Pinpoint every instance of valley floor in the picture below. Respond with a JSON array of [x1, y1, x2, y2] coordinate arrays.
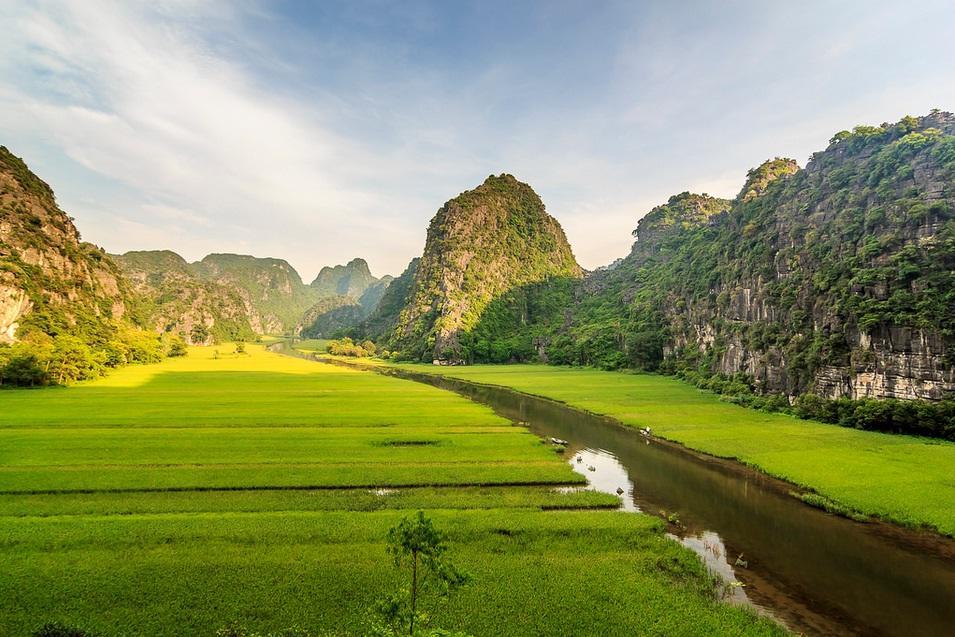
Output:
[[385, 363, 955, 537], [0, 346, 783, 636]]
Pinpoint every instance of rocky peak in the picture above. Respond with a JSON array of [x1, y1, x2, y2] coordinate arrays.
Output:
[[630, 192, 731, 260], [0, 146, 131, 343], [310, 257, 378, 298], [737, 158, 800, 203], [393, 174, 582, 361]]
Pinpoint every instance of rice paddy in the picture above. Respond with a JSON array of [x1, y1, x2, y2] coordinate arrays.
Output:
[[0, 346, 784, 636], [389, 363, 955, 537]]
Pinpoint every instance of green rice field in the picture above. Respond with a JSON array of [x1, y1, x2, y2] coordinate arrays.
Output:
[[0, 346, 783, 636], [389, 363, 955, 537]]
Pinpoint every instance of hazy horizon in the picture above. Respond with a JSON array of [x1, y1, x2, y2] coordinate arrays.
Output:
[[2, 0, 954, 279]]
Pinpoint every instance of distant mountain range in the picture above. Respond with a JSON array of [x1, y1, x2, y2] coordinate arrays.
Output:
[[2, 110, 953, 401]]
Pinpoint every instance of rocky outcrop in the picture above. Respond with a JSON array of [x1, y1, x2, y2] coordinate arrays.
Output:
[[393, 175, 582, 361], [112, 250, 256, 344], [611, 112, 955, 400], [310, 258, 381, 298], [194, 253, 320, 333], [0, 146, 132, 343]]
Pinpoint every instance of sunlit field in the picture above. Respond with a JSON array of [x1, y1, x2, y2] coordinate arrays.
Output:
[[391, 363, 955, 536], [0, 346, 783, 636]]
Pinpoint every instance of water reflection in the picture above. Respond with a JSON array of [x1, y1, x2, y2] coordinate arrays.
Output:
[[395, 369, 955, 637], [277, 347, 955, 637]]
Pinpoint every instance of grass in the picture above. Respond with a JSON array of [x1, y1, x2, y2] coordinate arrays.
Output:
[[0, 345, 784, 636], [388, 363, 955, 537], [292, 337, 332, 352]]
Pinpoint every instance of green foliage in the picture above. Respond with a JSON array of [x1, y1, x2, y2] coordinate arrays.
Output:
[[793, 393, 955, 440], [32, 623, 98, 637], [0, 325, 180, 387], [381, 512, 469, 635], [326, 337, 374, 358]]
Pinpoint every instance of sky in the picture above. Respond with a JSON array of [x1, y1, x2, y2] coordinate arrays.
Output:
[[1, 1, 954, 280]]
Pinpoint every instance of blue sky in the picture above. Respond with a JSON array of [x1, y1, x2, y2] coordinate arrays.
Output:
[[2, 1, 954, 279]]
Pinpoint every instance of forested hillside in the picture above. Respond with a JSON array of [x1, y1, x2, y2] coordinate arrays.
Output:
[[112, 251, 256, 344], [390, 174, 583, 361], [463, 113, 954, 404], [0, 147, 185, 385], [299, 258, 392, 338]]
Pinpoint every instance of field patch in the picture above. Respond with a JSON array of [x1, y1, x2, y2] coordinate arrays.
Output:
[[391, 363, 955, 536], [0, 346, 783, 636]]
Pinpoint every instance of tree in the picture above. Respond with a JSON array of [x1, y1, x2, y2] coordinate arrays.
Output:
[[234, 341, 246, 354], [165, 334, 188, 357], [383, 512, 469, 636], [49, 335, 101, 384], [190, 323, 210, 345]]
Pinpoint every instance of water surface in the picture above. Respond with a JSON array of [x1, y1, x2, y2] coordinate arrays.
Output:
[[273, 345, 955, 636]]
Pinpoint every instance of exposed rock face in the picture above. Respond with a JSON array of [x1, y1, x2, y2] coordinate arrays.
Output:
[[597, 112, 955, 400], [299, 259, 392, 338], [0, 146, 132, 343], [310, 258, 380, 298], [359, 258, 419, 341], [112, 250, 255, 344], [194, 254, 319, 334], [394, 174, 582, 360]]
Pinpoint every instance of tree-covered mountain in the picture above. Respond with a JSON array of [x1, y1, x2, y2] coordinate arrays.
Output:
[[390, 174, 583, 361], [298, 259, 393, 338], [112, 250, 256, 344], [310, 258, 380, 297], [476, 112, 954, 402], [193, 253, 322, 334], [0, 147, 188, 386], [0, 146, 134, 344], [113, 251, 323, 339]]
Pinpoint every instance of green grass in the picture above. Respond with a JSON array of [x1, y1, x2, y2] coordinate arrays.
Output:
[[293, 337, 332, 352], [390, 363, 955, 537], [0, 346, 783, 636]]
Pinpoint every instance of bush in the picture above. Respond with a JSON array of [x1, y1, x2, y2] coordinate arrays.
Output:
[[326, 337, 372, 358], [794, 393, 955, 440], [165, 334, 188, 357], [32, 623, 97, 637]]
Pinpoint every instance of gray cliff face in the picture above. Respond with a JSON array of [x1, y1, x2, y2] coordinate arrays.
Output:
[[653, 114, 955, 400]]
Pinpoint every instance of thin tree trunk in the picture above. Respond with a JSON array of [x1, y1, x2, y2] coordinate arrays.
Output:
[[409, 551, 418, 635]]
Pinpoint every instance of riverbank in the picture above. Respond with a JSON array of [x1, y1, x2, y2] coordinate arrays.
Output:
[[378, 362, 955, 538], [0, 345, 784, 636]]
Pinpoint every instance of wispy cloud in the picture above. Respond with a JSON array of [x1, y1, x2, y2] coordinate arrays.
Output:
[[1, 0, 954, 276]]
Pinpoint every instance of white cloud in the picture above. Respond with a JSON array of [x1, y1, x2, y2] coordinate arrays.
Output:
[[0, 0, 432, 276], [1, 0, 953, 278]]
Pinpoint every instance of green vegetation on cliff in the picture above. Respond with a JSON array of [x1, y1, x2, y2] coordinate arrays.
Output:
[[452, 114, 954, 407], [113, 250, 256, 345], [299, 259, 393, 339], [392, 174, 582, 361], [0, 147, 185, 385]]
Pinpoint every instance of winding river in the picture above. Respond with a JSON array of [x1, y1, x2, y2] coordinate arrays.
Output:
[[273, 344, 955, 636]]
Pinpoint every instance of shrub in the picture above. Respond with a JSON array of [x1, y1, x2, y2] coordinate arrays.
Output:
[[32, 623, 97, 637]]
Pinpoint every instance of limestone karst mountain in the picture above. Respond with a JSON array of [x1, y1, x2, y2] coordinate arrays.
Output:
[[0, 146, 133, 344], [391, 174, 583, 361]]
